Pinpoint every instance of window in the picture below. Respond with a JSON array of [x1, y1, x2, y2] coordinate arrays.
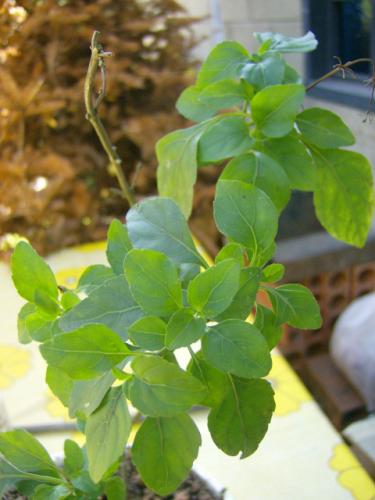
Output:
[[304, 0, 375, 109]]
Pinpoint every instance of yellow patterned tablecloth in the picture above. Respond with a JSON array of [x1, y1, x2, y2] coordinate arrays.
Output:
[[1, 242, 374, 500]]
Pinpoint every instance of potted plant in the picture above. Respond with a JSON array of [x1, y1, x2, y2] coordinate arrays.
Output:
[[1, 31, 374, 499]]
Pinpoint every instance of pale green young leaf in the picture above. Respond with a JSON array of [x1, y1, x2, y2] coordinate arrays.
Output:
[[252, 84, 305, 137], [214, 180, 278, 259], [208, 377, 275, 458], [240, 55, 285, 90], [312, 148, 374, 247], [46, 366, 74, 407], [187, 259, 240, 318], [86, 386, 131, 483], [199, 79, 247, 110], [63, 439, 84, 477], [176, 85, 216, 122], [220, 152, 290, 211], [68, 371, 115, 418], [215, 242, 244, 265], [0, 429, 60, 478], [197, 41, 250, 85], [216, 267, 260, 321], [76, 265, 114, 294], [156, 124, 205, 218], [24, 313, 57, 342], [17, 303, 35, 344], [254, 305, 283, 349], [165, 310, 206, 350], [283, 64, 302, 84], [126, 197, 205, 267], [60, 291, 80, 311], [265, 283, 322, 329], [132, 414, 201, 496], [124, 249, 183, 316], [11, 242, 58, 303], [187, 351, 228, 408], [106, 219, 132, 275], [127, 355, 207, 417], [60, 276, 143, 340], [261, 263, 285, 283], [202, 319, 272, 378], [255, 31, 318, 53], [179, 263, 201, 288], [40, 324, 131, 379], [256, 133, 316, 191], [128, 316, 166, 351], [296, 108, 355, 149], [198, 115, 254, 164]]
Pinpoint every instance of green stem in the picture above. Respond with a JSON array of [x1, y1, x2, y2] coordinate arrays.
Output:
[[84, 31, 135, 207]]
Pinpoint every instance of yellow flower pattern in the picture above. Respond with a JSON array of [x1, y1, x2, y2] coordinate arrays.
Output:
[[55, 266, 86, 289], [268, 353, 312, 416], [0, 345, 31, 389], [330, 444, 375, 499], [45, 390, 70, 421]]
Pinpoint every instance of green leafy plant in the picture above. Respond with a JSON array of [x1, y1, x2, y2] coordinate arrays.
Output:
[[1, 31, 374, 499]]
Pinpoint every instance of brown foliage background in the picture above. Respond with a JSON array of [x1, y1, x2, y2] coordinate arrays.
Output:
[[0, 0, 221, 258]]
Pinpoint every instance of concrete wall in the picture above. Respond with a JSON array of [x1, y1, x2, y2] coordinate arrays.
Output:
[[181, 0, 375, 168]]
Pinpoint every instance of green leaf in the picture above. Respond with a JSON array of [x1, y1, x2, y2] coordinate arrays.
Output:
[[187, 351, 227, 407], [128, 316, 166, 351], [103, 476, 126, 500], [252, 84, 305, 138], [197, 41, 250, 85], [68, 371, 114, 418], [61, 291, 80, 311], [106, 219, 132, 275], [240, 55, 285, 90], [156, 124, 205, 218], [132, 414, 201, 496], [11, 242, 58, 303], [256, 133, 316, 191], [17, 303, 35, 344], [312, 148, 374, 247], [24, 313, 57, 343], [86, 386, 131, 483], [261, 263, 285, 283], [126, 197, 205, 267], [198, 115, 254, 164], [187, 259, 240, 318], [60, 276, 143, 340], [254, 305, 282, 349], [0, 430, 60, 478], [208, 377, 275, 458], [214, 180, 278, 259], [76, 265, 114, 294], [63, 440, 84, 476], [176, 85, 217, 122], [40, 324, 131, 379], [124, 249, 183, 316], [283, 64, 302, 84], [215, 242, 244, 265], [32, 484, 71, 500], [199, 79, 247, 110], [216, 267, 260, 321], [165, 310, 206, 350], [265, 283, 322, 329], [202, 319, 272, 378], [127, 355, 207, 417], [179, 263, 200, 288], [46, 366, 73, 407], [296, 108, 355, 149], [220, 152, 290, 212], [255, 31, 318, 53]]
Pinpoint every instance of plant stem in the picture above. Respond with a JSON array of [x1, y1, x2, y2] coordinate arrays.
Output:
[[306, 58, 374, 91], [84, 31, 135, 207]]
